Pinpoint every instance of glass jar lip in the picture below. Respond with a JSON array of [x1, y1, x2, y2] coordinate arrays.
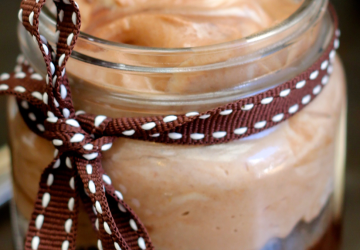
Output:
[[37, 0, 328, 74], [26, 0, 332, 108], [42, 0, 320, 53]]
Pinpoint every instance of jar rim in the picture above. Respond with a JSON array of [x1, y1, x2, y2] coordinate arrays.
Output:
[[37, 0, 328, 73], [24, 0, 332, 108], [43, 0, 318, 52]]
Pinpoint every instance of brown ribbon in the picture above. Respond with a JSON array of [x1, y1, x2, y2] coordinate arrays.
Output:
[[0, 0, 339, 249]]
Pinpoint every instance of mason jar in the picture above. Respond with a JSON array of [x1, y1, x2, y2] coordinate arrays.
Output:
[[9, 0, 346, 249]]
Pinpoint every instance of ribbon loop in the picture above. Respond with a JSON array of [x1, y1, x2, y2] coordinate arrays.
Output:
[[19, 0, 80, 118]]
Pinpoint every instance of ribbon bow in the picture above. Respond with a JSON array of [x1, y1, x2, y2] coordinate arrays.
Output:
[[0, 0, 339, 249], [16, 0, 154, 249]]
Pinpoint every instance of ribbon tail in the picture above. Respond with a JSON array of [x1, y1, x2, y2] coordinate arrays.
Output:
[[76, 157, 153, 250], [24, 154, 80, 250], [76, 157, 124, 250], [79, 176, 120, 249], [100, 168, 154, 250]]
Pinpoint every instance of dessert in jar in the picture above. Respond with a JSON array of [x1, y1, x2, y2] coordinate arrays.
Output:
[[8, 0, 346, 249]]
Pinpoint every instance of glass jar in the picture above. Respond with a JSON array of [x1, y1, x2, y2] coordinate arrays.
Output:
[[9, 0, 346, 249]]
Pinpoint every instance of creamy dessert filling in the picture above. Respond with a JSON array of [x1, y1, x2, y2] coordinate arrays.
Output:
[[9, 57, 346, 250], [76, 0, 303, 47], [64, 0, 322, 95]]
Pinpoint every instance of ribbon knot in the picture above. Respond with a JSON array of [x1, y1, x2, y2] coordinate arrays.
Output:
[[44, 114, 114, 160]]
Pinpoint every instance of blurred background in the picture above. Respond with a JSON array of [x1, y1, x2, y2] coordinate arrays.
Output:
[[0, 0, 359, 249]]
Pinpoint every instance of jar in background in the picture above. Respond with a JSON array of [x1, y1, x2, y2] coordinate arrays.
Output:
[[9, 0, 346, 249]]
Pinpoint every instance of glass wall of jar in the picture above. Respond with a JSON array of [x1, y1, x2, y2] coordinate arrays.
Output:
[[9, 0, 346, 249]]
